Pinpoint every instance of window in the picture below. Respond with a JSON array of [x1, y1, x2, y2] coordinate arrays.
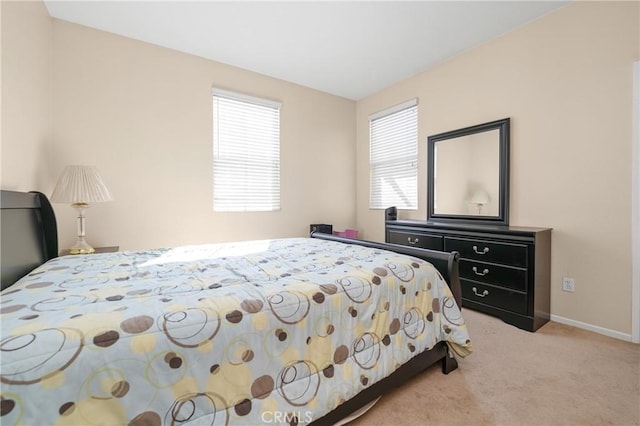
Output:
[[213, 89, 281, 212], [369, 99, 418, 210]]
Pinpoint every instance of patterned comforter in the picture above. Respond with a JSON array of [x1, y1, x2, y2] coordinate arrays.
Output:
[[0, 238, 472, 425]]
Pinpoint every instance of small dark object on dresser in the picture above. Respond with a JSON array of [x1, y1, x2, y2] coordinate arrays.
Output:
[[385, 206, 397, 221], [310, 224, 332, 235]]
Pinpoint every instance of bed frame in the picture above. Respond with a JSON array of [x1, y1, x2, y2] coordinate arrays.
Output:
[[0, 189, 462, 425]]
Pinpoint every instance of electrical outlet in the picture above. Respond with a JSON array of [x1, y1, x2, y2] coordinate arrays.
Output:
[[562, 277, 575, 292]]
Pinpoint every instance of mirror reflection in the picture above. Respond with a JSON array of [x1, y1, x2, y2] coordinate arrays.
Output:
[[434, 129, 500, 217]]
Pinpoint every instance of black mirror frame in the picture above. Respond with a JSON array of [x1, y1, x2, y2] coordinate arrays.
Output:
[[427, 117, 510, 226]]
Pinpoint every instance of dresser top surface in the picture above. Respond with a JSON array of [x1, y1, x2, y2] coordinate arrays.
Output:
[[386, 220, 552, 236]]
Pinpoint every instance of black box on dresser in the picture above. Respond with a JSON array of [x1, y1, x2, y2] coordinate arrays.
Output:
[[385, 219, 551, 332]]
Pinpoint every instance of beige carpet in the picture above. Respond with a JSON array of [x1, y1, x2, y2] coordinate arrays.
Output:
[[349, 309, 640, 426]]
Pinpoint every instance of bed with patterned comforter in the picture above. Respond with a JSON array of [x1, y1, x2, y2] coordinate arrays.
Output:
[[0, 237, 472, 425]]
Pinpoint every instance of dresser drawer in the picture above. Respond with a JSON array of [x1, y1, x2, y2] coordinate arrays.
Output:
[[459, 260, 527, 292], [461, 279, 527, 315], [387, 230, 443, 251], [445, 237, 528, 267]]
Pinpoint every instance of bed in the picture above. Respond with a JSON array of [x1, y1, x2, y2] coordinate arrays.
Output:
[[0, 189, 472, 425]]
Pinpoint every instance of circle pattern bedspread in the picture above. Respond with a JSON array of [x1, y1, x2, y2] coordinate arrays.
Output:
[[0, 238, 472, 425]]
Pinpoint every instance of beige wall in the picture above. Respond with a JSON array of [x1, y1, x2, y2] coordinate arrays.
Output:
[[1, 0, 54, 191], [356, 1, 640, 335], [48, 20, 356, 251]]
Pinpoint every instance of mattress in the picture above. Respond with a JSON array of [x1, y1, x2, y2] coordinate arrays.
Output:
[[0, 237, 472, 425]]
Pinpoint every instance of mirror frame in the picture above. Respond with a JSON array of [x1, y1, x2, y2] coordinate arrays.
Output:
[[427, 117, 510, 226]]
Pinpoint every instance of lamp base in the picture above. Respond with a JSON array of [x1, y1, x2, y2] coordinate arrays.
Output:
[[69, 203, 95, 254], [69, 237, 95, 255]]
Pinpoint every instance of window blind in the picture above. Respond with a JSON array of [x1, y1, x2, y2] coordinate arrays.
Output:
[[213, 89, 281, 212], [369, 99, 418, 210]]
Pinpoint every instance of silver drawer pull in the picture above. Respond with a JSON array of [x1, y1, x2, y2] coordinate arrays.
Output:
[[472, 245, 490, 255], [472, 266, 489, 276], [472, 287, 489, 297], [407, 237, 419, 245]]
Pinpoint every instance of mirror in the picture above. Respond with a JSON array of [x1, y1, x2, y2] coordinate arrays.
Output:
[[427, 118, 510, 226]]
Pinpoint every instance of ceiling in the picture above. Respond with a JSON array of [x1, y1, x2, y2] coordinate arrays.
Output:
[[43, 1, 569, 100]]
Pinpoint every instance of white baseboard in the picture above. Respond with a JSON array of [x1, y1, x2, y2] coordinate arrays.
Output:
[[550, 314, 634, 343]]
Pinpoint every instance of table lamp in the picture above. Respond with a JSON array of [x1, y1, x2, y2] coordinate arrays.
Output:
[[51, 165, 113, 254], [470, 190, 489, 215]]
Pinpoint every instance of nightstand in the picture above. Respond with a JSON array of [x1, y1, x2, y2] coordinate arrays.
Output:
[[59, 246, 119, 256]]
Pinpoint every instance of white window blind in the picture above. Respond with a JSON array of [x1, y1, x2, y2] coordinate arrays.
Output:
[[213, 89, 281, 212], [369, 99, 418, 210]]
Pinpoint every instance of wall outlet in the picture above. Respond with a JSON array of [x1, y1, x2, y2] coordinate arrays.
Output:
[[562, 277, 575, 292]]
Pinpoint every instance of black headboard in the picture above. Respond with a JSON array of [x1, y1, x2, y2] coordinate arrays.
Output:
[[1, 190, 58, 290]]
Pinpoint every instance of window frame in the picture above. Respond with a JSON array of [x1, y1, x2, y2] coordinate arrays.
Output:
[[369, 98, 419, 210], [212, 88, 282, 212]]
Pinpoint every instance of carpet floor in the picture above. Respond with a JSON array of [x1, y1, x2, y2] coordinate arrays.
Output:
[[349, 309, 640, 426]]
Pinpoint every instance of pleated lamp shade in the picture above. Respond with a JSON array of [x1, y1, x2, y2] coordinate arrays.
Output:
[[51, 165, 113, 204]]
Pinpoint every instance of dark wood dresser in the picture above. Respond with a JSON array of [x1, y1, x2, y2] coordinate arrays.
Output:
[[386, 220, 551, 331]]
